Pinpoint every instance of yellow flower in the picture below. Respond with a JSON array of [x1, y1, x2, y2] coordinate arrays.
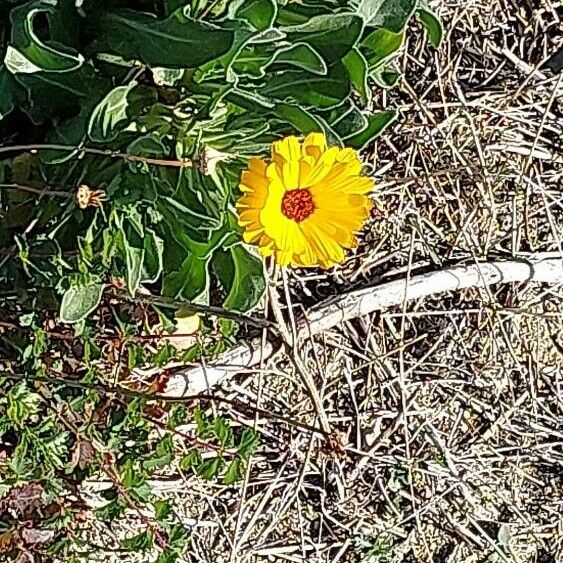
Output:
[[236, 133, 375, 268]]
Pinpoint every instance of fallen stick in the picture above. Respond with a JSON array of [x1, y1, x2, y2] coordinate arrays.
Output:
[[164, 254, 563, 397]]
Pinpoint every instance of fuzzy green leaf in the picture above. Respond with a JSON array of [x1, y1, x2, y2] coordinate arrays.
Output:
[[417, 6, 443, 48], [262, 61, 350, 109], [96, 8, 235, 69], [59, 283, 104, 324], [344, 110, 397, 149], [362, 28, 404, 69], [272, 43, 327, 75], [212, 245, 265, 312], [284, 13, 363, 62], [356, 0, 418, 32], [88, 82, 136, 142], [230, 0, 277, 30], [163, 253, 209, 302], [343, 48, 369, 104]]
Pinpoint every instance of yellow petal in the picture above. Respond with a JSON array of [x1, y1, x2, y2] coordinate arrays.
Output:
[[298, 155, 315, 186], [249, 156, 267, 171], [275, 249, 294, 266], [242, 227, 263, 244], [282, 160, 300, 190], [310, 174, 373, 200], [300, 220, 345, 267], [272, 135, 301, 164], [302, 132, 327, 161], [302, 147, 340, 186], [260, 165, 286, 229]]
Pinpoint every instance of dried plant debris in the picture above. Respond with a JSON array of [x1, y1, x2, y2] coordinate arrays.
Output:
[[167, 1, 563, 562]]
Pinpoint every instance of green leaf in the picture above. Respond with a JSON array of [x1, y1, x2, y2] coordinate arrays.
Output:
[[0, 67, 22, 120], [115, 214, 163, 295], [213, 418, 233, 448], [144, 435, 174, 471], [143, 229, 164, 284], [42, 108, 90, 164], [356, 0, 418, 32], [273, 103, 341, 145], [120, 460, 152, 502], [96, 8, 235, 69], [167, 524, 190, 550], [163, 253, 209, 301], [154, 499, 173, 520], [361, 28, 404, 69], [8, 1, 84, 72], [124, 244, 144, 297], [223, 457, 245, 485], [180, 450, 202, 471], [271, 43, 327, 75], [343, 110, 396, 149], [159, 194, 222, 235], [88, 82, 137, 142], [230, 0, 277, 30], [59, 283, 104, 324], [417, 6, 443, 48], [95, 499, 126, 522], [121, 530, 154, 552], [212, 245, 266, 312], [371, 66, 400, 87], [155, 550, 180, 563], [262, 61, 350, 109], [4, 1, 107, 122], [194, 409, 214, 439], [343, 48, 369, 104], [152, 67, 185, 86], [6, 382, 40, 423], [197, 457, 224, 480], [284, 13, 363, 62], [238, 428, 259, 458], [329, 103, 368, 139]]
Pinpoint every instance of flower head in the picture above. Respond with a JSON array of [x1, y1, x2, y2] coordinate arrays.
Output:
[[236, 133, 375, 268], [198, 146, 231, 176], [75, 184, 106, 209]]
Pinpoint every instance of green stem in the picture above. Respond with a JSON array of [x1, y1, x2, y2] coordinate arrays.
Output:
[[0, 144, 193, 168], [1, 372, 328, 438], [123, 292, 276, 330], [0, 183, 73, 198]]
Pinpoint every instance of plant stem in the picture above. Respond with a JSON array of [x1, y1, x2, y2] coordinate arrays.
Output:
[[0, 183, 73, 198], [0, 372, 329, 439], [0, 144, 193, 168], [123, 292, 277, 330]]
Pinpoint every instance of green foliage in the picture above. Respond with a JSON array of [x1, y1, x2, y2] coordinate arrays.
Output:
[[0, 0, 440, 558], [0, 0, 439, 322]]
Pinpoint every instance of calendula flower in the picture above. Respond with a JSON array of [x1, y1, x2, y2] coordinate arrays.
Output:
[[236, 133, 375, 268]]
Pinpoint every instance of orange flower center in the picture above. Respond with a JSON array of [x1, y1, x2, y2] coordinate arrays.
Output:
[[281, 189, 315, 222]]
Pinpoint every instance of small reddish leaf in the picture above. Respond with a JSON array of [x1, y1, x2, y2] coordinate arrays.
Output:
[[71, 439, 96, 471]]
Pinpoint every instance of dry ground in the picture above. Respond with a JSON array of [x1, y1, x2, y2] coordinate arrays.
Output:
[[96, 0, 563, 561]]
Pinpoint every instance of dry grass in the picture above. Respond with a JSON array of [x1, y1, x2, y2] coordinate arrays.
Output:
[[95, 0, 563, 561]]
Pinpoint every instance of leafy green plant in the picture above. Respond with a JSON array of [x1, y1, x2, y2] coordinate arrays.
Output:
[[0, 0, 441, 322], [0, 0, 441, 559]]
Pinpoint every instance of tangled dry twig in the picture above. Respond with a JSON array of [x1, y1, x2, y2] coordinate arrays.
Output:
[[165, 253, 563, 396]]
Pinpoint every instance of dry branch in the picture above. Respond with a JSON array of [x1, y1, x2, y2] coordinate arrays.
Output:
[[164, 254, 563, 397]]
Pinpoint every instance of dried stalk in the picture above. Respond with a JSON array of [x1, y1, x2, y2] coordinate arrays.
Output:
[[164, 254, 563, 396]]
